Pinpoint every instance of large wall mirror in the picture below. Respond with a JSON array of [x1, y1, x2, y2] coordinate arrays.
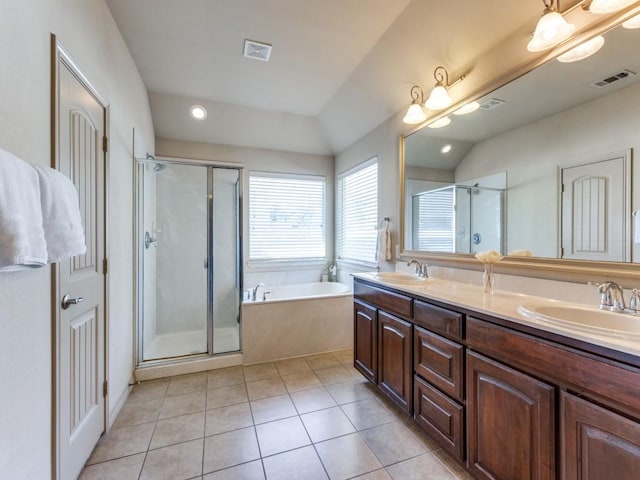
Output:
[[400, 19, 640, 278]]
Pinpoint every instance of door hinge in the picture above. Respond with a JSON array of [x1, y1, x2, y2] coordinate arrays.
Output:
[[103, 136, 108, 153], [103, 381, 108, 397], [561, 183, 565, 193], [103, 258, 108, 274], [560, 247, 564, 257]]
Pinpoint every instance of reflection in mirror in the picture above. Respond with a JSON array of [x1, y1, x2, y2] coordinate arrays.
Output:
[[401, 24, 640, 262]]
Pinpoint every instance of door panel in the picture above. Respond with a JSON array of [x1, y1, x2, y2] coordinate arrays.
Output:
[[54, 42, 106, 480]]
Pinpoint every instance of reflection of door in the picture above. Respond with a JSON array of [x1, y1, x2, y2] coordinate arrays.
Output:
[[53, 38, 107, 480], [561, 155, 629, 262]]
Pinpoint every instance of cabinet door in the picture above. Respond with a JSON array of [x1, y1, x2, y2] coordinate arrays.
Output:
[[378, 310, 413, 414], [467, 351, 555, 480], [354, 300, 377, 383], [561, 391, 640, 480]]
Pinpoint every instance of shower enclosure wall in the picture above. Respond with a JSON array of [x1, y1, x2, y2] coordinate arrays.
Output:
[[135, 157, 242, 364]]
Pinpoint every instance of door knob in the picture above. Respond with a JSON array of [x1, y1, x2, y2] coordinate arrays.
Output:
[[61, 294, 84, 310]]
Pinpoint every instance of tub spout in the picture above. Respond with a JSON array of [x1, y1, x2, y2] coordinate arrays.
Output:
[[252, 283, 266, 301]]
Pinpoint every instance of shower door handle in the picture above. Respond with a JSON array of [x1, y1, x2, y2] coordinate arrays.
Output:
[[204, 259, 208, 269]]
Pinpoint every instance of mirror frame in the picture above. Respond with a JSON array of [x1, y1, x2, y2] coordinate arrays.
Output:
[[399, 6, 640, 285]]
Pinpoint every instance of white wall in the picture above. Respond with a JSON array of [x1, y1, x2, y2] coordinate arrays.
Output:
[[155, 138, 334, 289], [456, 80, 640, 259], [0, 1, 154, 478]]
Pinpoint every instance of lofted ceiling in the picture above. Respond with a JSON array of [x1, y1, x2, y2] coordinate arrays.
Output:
[[105, 0, 556, 156]]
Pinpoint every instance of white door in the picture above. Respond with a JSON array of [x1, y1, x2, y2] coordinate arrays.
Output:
[[561, 155, 629, 262], [53, 39, 107, 480]]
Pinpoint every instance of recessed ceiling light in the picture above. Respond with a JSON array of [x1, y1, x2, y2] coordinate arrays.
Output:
[[427, 116, 451, 129], [190, 105, 207, 120], [441, 144, 453, 154]]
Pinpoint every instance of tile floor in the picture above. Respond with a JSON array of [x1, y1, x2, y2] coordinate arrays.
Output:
[[79, 350, 473, 480]]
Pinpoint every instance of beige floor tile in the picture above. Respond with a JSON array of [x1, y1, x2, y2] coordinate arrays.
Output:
[[255, 416, 311, 457], [202, 460, 265, 480], [87, 422, 155, 464], [166, 372, 208, 397], [340, 398, 397, 431], [150, 411, 205, 449], [281, 371, 323, 393], [263, 445, 328, 480], [246, 377, 287, 400], [327, 381, 376, 405], [401, 419, 441, 451], [159, 390, 206, 419], [314, 366, 355, 386], [305, 353, 341, 370], [274, 357, 312, 376], [207, 366, 245, 389], [140, 438, 203, 480], [431, 448, 474, 479], [243, 362, 279, 382], [113, 397, 162, 428], [360, 421, 426, 466], [353, 469, 393, 480], [206, 383, 248, 409], [332, 349, 354, 366], [127, 379, 169, 403], [301, 406, 356, 443], [315, 432, 382, 480], [250, 394, 297, 424], [386, 452, 456, 480], [203, 426, 260, 473], [290, 387, 337, 414], [78, 453, 145, 480], [205, 402, 253, 436]]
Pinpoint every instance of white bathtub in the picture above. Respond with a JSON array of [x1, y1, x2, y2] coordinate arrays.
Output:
[[242, 282, 353, 363]]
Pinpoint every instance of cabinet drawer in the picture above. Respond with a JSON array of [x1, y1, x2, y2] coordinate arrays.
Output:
[[414, 300, 463, 340], [414, 375, 464, 462], [414, 326, 464, 402], [354, 282, 412, 319]]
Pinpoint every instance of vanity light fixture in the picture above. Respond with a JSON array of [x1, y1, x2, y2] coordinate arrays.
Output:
[[453, 101, 480, 115], [425, 66, 463, 110], [622, 13, 640, 28], [588, 0, 637, 14], [441, 144, 453, 154], [427, 116, 451, 129], [402, 85, 428, 125], [527, 0, 575, 52], [557, 35, 605, 62], [189, 105, 207, 120]]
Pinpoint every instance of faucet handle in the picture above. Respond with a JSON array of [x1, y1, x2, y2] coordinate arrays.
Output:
[[588, 281, 612, 308], [629, 288, 639, 311]]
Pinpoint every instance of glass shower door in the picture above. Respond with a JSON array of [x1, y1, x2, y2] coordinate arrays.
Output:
[[142, 162, 209, 361]]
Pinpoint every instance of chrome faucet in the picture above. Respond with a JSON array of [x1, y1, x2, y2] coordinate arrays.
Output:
[[589, 281, 626, 312], [252, 283, 266, 301], [407, 260, 429, 278]]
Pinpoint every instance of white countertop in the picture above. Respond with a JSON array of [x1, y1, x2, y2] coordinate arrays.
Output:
[[353, 272, 640, 360]]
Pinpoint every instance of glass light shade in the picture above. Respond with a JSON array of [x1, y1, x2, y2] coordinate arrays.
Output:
[[557, 36, 605, 63], [590, 0, 637, 14], [527, 11, 575, 52], [427, 116, 451, 129], [425, 85, 452, 110], [403, 103, 427, 125], [623, 13, 640, 29], [453, 101, 480, 115]]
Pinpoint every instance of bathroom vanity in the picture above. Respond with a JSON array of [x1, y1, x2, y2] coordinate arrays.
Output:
[[352, 273, 640, 480]]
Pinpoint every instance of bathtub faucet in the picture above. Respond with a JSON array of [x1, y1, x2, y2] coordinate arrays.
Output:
[[252, 283, 266, 301]]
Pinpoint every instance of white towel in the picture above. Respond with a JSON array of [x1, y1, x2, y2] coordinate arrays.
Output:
[[0, 149, 48, 272], [33, 165, 86, 263], [375, 221, 391, 263]]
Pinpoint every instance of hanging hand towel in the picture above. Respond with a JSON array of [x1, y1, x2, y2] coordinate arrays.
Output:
[[375, 219, 391, 263], [33, 165, 86, 263], [0, 149, 48, 272]]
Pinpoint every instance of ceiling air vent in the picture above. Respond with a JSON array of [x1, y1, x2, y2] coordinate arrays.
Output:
[[590, 69, 635, 88], [479, 98, 506, 110], [243, 39, 272, 62]]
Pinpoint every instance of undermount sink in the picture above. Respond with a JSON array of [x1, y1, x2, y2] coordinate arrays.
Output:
[[373, 272, 427, 285], [517, 303, 640, 337]]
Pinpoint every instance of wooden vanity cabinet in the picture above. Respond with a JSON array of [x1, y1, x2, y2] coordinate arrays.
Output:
[[378, 311, 413, 414], [466, 350, 555, 480], [561, 392, 640, 479], [354, 299, 377, 383]]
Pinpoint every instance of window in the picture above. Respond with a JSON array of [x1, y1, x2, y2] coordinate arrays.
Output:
[[336, 158, 378, 264], [249, 173, 326, 261], [412, 186, 454, 252]]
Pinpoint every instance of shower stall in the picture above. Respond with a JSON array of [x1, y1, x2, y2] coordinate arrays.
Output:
[[135, 157, 242, 364]]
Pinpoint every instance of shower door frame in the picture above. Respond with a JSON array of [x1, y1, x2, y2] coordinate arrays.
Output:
[[134, 155, 244, 366]]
